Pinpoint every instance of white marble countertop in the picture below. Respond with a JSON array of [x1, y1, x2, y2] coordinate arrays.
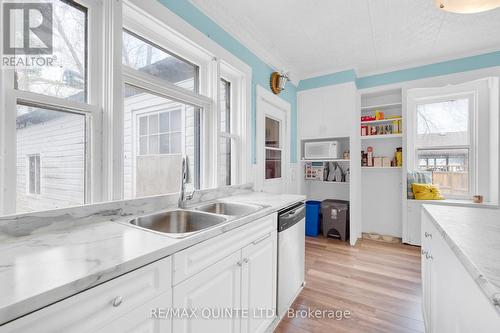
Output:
[[0, 190, 305, 325], [423, 205, 500, 313]]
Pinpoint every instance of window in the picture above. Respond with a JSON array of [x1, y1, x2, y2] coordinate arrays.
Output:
[[27, 154, 41, 195], [122, 30, 199, 92], [122, 28, 206, 199], [218, 78, 232, 186], [16, 104, 86, 213], [1, 0, 98, 215], [415, 97, 473, 198], [15, 0, 88, 102], [265, 117, 282, 179], [0, 1, 249, 216], [137, 109, 182, 156]]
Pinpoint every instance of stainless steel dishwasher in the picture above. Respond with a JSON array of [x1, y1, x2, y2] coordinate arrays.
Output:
[[277, 201, 306, 318]]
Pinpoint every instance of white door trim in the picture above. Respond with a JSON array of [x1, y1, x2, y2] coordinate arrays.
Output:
[[256, 85, 291, 192]]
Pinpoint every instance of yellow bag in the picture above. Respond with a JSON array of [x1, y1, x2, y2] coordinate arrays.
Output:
[[412, 183, 444, 200]]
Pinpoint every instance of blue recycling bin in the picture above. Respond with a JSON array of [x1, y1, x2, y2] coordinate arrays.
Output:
[[305, 200, 321, 236]]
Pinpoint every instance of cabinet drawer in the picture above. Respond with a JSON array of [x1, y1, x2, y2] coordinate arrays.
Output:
[[3, 256, 172, 333], [94, 291, 172, 333], [173, 213, 276, 285]]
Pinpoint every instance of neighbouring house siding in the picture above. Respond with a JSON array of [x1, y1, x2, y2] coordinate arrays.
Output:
[[16, 113, 86, 213], [123, 79, 196, 199]]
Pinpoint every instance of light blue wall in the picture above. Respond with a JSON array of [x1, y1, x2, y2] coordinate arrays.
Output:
[[297, 69, 357, 91], [357, 51, 500, 89], [297, 51, 500, 91], [158, 0, 298, 163]]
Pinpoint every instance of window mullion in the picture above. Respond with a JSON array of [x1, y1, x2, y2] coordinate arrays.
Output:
[[122, 66, 211, 109], [12, 89, 99, 115]]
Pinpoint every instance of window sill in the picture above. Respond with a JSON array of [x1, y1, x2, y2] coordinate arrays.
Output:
[[407, 198, 498, 209]]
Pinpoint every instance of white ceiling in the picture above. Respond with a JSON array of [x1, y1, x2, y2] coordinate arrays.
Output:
[[190, 0, 500, 81]]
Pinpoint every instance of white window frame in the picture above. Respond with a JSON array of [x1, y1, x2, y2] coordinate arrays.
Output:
[[409, 91, 477, 199], [0, 0, 252, 216], [0, 0, 103, 215], [218, 60, 245, 186], [264, 115, 284, 181], [122, 0, 250, 192]]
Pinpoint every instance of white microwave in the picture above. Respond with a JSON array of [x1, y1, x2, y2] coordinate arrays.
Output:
[[304, 141, 338, 159]]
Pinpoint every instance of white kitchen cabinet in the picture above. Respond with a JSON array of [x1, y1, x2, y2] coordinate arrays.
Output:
[[241, 231, 277, 333], [2, 257, 172, 333], [173, 251, 242, 333], [94, 292, 172, 333], [421, 210, 500, 333], [172, 214, 278, 333]]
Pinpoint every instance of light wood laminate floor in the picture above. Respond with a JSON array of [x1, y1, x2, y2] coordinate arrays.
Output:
[[275, 237, 424, 333]]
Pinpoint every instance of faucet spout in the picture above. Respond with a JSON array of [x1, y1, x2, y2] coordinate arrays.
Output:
[[178, 155, 194, 208]]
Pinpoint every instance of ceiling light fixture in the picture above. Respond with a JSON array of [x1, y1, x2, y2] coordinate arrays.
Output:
[[435, 0, 500, 13], [270, 72, 289, 95]]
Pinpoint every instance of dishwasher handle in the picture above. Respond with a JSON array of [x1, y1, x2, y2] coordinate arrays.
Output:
[[278, 205, 305, 232]]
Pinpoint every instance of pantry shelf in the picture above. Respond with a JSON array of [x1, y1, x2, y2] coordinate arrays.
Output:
[[361, 134, 402, 140], [361, 102, 402, 112], [361, 117, 402, 125], [361, 166, 402, 169], [301, 159, 350, 162], [305, 180, 350, 184]]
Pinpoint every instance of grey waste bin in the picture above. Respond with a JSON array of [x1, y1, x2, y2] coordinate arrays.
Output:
[[321, 200, 349, 241]]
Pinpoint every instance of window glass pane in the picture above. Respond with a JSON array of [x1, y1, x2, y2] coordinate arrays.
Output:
[[219, 137, 232, 186], [122, 30, 199, 92], [220, 79, 231, 133], [139, 116, 148, 135], [148, 114, 159, 134], [15, 0, 87, 102], [416, 98, 469, 147], [265, 149, 282, 179], [265, 117, 280, 148], [159, 112, 170, 133], [218, 78, 232, 186], [123, 85, 201, 199], [149, 135, 159, 154], [29, 156, 37, 194], [35, 155, 41, 194], [16, 104, 86, 213], [417, 149, 469, 197]]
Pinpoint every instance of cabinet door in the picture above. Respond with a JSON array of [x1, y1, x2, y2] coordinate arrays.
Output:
[[241, 231, 277, 333], [173, 251, 242, 333], [94, 292, 172, 333]]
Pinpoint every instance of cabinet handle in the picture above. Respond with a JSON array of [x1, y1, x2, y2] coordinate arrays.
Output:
[[425, 232, 432, 238], [112, 296, 123, 307], [425, 253, 433, 260], [252, 233, 271, 245], [237, 258, 249, 267]]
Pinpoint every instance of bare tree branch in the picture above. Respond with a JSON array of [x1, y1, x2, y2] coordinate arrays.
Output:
[[53, 12, 83, 75]]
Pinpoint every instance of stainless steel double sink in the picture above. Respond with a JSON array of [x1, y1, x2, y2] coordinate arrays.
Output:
[[129, 202, 262, 238]]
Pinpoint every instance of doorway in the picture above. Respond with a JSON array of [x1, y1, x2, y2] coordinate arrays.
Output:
[[256, 86, 291, 194]]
